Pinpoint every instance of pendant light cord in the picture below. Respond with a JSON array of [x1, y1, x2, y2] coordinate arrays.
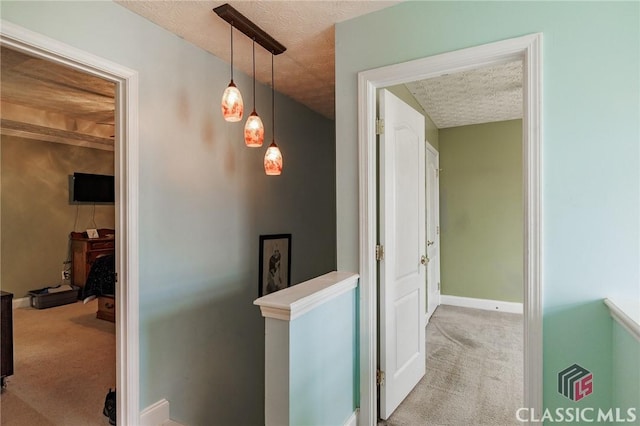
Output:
[[271, 52, 275, 136], [230, 24, 234, 81], [252, 40, 256, 110]]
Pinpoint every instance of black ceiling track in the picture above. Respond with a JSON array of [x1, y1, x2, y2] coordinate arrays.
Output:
[[213, 4, 286, 55]]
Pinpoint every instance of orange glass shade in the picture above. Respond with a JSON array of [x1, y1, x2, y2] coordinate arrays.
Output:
[[264, 141, 283, 176], [244, 111, 264, 147], [221, 81, 244, 122]]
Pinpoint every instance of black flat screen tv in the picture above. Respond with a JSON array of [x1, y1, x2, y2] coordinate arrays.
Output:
[[72, 173, 115, 203]]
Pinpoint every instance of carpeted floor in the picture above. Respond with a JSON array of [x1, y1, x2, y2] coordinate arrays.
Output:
[[382, 305, 523, 426], [0, 300, 115, 425]]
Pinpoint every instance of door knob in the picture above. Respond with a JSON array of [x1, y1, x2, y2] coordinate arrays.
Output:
[[427, 240, 434, 246], [420, 255, 428, 265]]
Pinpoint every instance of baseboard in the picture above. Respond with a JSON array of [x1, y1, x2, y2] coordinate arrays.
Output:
[[12, 297, 30, 309], [344, 409, 358, 426], [140, 399, 174, 426], [440, 295, 523, 314]]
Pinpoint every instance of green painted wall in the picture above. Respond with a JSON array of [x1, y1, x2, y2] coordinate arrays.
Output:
[[386, 85, 439, 150], [335, 1, 639, 417], [1, 136, 115, 297], [438, 120, 522, 303], [1, 2, 337, 424], [611, 320, 640, 424], [289, 288, 357, 425]]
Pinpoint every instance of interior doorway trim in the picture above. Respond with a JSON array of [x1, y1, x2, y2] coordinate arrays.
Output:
[[1, 20, 140, 425], [357, 33, 542, 425]]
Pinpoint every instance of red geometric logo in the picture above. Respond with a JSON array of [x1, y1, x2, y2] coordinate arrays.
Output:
[[558, 364, 593, 401]]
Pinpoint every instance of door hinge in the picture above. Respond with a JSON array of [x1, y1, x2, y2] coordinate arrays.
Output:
[[438, 281, 440, 291], [376, 118, 385, 135], [376, 244, 384, 261], [436, 226, 440, 235], [376, 369, 386, 386], [114, 272, 118, 283]]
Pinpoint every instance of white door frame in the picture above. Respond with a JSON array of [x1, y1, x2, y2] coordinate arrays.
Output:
[[357, 33, 542, 425], [1, 20, 140, 425], [424, 140, 440, 323]]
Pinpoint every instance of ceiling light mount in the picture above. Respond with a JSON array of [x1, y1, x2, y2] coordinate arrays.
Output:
[[213, 4, 286, 56]]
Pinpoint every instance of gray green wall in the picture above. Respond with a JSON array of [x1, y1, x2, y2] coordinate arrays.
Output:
[[0, 2, 336, 425], [336, 1, 639, 415], [386, 85, 439, 149], [439, 120, 522, 303], [611, 320, 640, 423], [1, 136, 115, 297]]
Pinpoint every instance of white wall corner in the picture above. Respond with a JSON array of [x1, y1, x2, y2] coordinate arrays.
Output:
[[440, 295, 523, 314], [140, 399, 172, 426], [344, 409, 359, 426], [12, 297, 31, 309]]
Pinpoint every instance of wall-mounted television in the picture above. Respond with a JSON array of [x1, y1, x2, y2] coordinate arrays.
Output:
[[71, 173, 115, 203]]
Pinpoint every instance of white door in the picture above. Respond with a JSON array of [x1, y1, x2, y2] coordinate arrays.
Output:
[[425, 144, 441, 320], [379, 89, 426, 419]]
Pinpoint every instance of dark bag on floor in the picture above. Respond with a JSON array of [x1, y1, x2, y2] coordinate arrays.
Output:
[[103, 388, 116, 425]]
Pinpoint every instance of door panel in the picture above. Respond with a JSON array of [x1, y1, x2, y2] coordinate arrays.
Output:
[[379, 89, 426, 419], [395, 289, 421, 371]]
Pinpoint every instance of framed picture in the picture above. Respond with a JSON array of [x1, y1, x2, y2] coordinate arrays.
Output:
[[259, 234, 292, 297]]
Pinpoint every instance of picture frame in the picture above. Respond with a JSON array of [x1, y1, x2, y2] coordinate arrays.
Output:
[[258, 234, 292, 297]]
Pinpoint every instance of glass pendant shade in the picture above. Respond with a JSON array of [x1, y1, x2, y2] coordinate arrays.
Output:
[[221, 24, 243, 122], [221, 81, 243, 122], [244, 110, 264, 147], [244, 41, 263, 146], [265, 53, 282, 176], [264, 141, 283, 175]]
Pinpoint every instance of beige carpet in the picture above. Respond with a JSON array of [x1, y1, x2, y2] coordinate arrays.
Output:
[[382, 305, 523, 426], [0, 300, 115, 425]]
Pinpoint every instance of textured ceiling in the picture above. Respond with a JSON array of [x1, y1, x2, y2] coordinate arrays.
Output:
[[116, 0, 400, 119], [405, 60, 523, 129]]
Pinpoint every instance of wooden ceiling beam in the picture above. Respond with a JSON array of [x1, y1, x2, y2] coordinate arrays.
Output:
[[1, 128, 114, 151], [1, 101, 114, 138], [0, 46, 115, 150], [1, 119, 113, 146]]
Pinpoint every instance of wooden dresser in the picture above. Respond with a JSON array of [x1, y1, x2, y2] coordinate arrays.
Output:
[[97, 295, 116, 322], [70, 228, 115, 289], [70, 229, 116, 322], [1, 291, 14, 386]]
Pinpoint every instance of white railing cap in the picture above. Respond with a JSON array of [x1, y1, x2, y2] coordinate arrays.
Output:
[[254, 271, 359, 321], [604, 298, 640, 342]]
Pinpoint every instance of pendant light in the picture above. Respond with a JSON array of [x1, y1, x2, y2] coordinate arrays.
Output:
[[244, 40, 264, 147], [221, 23, 244, 122], [264, 53, 283, 176]]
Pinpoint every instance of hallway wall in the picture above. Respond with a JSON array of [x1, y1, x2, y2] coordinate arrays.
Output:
[[438, 120, 523, 303]]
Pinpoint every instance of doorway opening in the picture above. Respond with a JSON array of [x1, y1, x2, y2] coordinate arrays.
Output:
[[1, 20, 140, 424], [381, 60, 525, 420], [358, 34, 542, 425]]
